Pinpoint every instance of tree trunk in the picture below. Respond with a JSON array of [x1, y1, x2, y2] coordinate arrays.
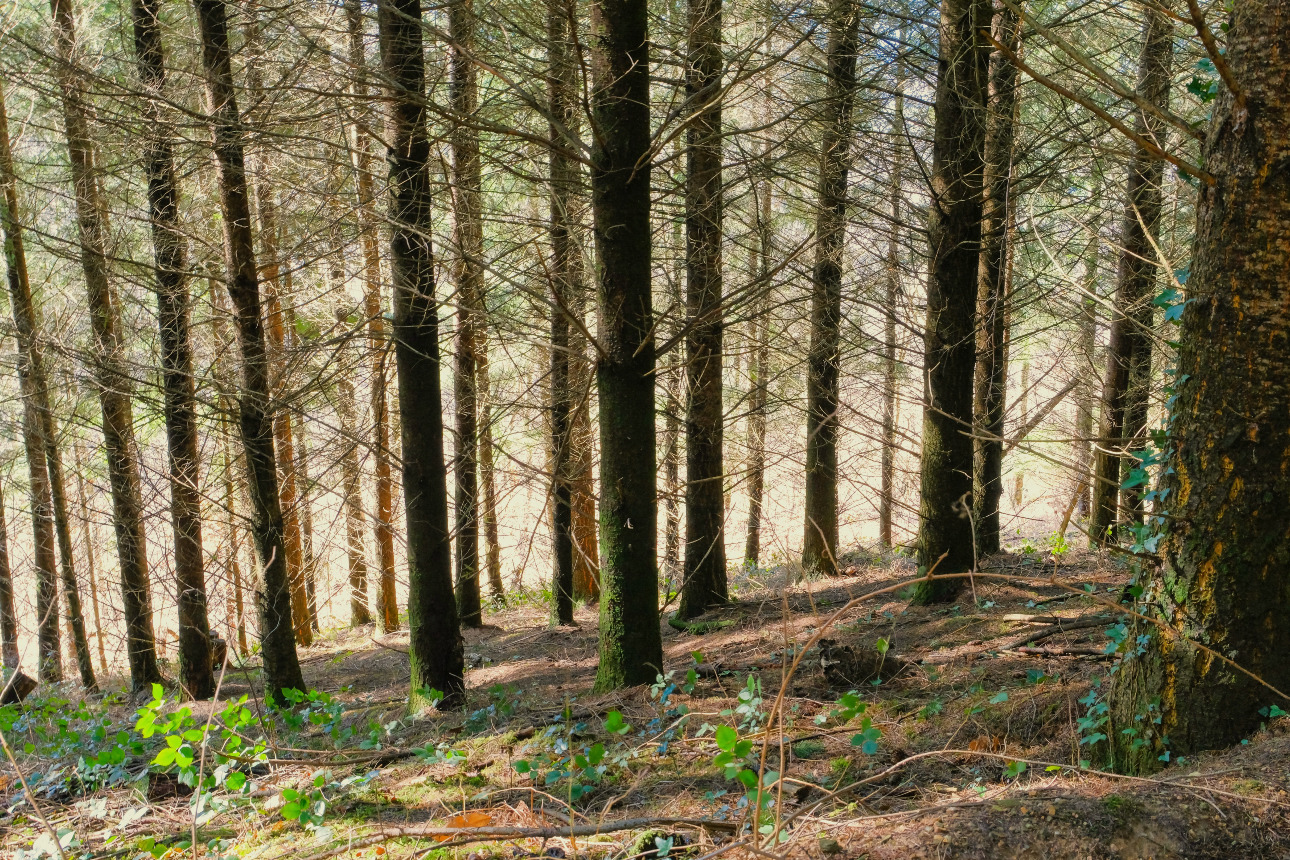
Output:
[[590, 0, 663, 690], [53, 0, 172, 689], [378, 0, 465, 709], [879, 63, 905, 550], [292, 401, 320, 631], [0, 481, 17, 669], [1073, 224, 1100, 518], [569, 302, 599, 601], [477, 348, 504, 601], [548, 0, 578, 625], [971, 2, 1019, 558], [1089, 5, 1172, 545], [1108, 1, 1290, 771], [910, 0, 991, 604], [0, 83, 62, 682], [662, 350, 683, 579], [210, 274, 250, 656], [194, 0, 305, 702], [802, 0, 861, 578], [71, 444, 107, 674], [678, 0, 727, 618], [345, 0, 400, 632], [450, 0, 483, 628], [1012, 358, 1029, 507], [133, 0, 213, 699], [743, 188, 770, 566], [337, 308, 374, 627]]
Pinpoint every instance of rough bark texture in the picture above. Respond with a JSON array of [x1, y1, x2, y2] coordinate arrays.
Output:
[[194, 0, 305, 702], [378, 0, 465, 709], [450, 0, 483, 628], [971, 3, 1019, 558], [0, 83, 63, 682], [52, 0, 165, 689], [1109, 0, 1290, 772], [910, 0, 990, 604], [590, 0, 664, 689], [549, 0, 578, 625], [0, 481, 17, 669], [133, 0, 213, 699], [1089, 6, 1172, 545], [346, 0, 400, 632], [678, 0, 727, 618], [802, 0, 860, 578]]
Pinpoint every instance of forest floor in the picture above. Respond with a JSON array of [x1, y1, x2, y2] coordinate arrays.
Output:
[[5, 547, 1290, 860]]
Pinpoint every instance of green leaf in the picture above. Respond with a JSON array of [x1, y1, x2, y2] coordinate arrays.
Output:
[[153, 748, 176, 767], [604, 710, 630, 735], [715, 725, 737, 753], [226, 772, 247, 791], [282, 801, 303, 821], [513, 760, 531, 774], [875, 638, 889, 656], [990, 691, 1009, 705]]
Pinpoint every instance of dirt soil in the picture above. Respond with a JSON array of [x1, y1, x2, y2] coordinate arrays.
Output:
[[4, 548, 1289, 860]]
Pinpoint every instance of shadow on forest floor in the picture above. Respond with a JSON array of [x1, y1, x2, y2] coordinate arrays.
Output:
[[5, 547, 1290, 860]]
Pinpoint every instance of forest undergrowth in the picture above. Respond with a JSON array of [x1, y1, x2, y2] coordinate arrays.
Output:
[[4, 547, 1289, 860]]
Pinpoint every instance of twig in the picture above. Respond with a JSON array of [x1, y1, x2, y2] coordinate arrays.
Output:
[[1185, 0, 1245, 114]]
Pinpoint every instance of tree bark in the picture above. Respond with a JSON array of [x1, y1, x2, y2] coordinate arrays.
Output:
[[378, 0, 465, 709], [477, 347, 504, 601], [345, 0, 400, 632], [743, 196, 770, 566], [337, 309, 374, 627], [450, 0, 483, 628], [678, 0, 727, 618], [971, 2, 1019, 558], [193, 0, 305, 702], [590, 0, 663, 689], [291, 398, 320, 631], [910, 0, 991, 604], [802, 0, 861, 578], [52, 0, 169, 688], [71, 444, 107, 674], [548, 0, 578, 625], [1108, 0, 1290, 771], [0, 82, 62, 682], [0, 481, 17, 669], [1073, 223, 1100, 518], [133, 0, 213, 699], [879, 62, 905, 550], [1089, 5, 1172, 545]]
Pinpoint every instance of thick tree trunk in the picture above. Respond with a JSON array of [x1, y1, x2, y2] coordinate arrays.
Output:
[[879, 67, 904, 550], [971, 3, 1019, 558], [346, 0, 400, 632], [378, 0, 465, 709], [678, 0, 727, 618], [802, 0, 860, 577], [910, 0, 991, 604], [590, 0, 663, 690], [1089, 6, 1172, 545], [548, 0, 578, 625], [450, 0, 483, 628], [0, 83, 62, 682], [194, 0, 305, 702], [53, 0, 173, 689], [0, 481, 17, 669], [1109, 1, 1290, 771], [133, 0, 213, 699]]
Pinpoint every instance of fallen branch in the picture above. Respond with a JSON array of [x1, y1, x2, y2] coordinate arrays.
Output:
[[1009, 645, 1113, 658], [996, 616, 1112, 651]]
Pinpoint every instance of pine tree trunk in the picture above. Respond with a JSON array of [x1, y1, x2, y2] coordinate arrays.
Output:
[[450, 0, 483, 628], [0, 83, 63, 683], [743, 200, 769, 566], [337, 309, 374, 627], [1089, 5, 1172, 545], [678, 0, 727, 618], [1073, 224, 1099, 519], [133, 0, 213, 699], [910, 0, 991, 604], [1109, 1, 1290, 771], [802, 0, 860, 578], [569, 299, 600, 601], [71, 445, 107, 674], [378, 0, 465, 709], [220, 413, 249, 657], [548, 0, 578, 625], [879, 64, 904, 550], [210, 275, 250, 656], [292, 405, 320, 631], [0, 481, 17, 669], [971, 3, 1019, 558], [346, 0, 400, 632], [194, 0, 305, 702], [477, 348, 504, 601], [590, 0, 663, 690], [53, 0, 172, 688]]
